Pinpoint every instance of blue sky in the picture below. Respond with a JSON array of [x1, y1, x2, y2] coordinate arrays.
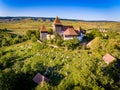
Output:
[[0, 0, 120, 21]]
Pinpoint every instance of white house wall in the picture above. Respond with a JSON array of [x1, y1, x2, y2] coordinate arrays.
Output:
[[64, 37, 74, 40], [40, 33, 47, 40]]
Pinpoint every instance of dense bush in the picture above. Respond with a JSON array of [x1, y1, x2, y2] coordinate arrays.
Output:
[[56, 39, 64, 46], [62, 38, 80, 50], [26, 30, 40, 42], [0, 29, 27, 47], [86, 29, 103, 40], [47, 28, 53, 34]]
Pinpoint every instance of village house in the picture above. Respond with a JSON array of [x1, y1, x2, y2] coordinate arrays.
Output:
[[33, 73, 50, 85], [40, 25, 48, 40], [103, 53, 116, 65], [40, 16, 85, 41]]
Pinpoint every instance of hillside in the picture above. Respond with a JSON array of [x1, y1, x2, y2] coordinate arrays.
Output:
[[0, 38, 120, 89]]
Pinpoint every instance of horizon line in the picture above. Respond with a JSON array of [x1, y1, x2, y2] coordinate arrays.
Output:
[[0, 16, 119, 22]]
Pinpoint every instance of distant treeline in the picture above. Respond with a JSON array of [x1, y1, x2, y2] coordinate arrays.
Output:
[[0, 16, 116, 22], [0, 17, 79, 22]]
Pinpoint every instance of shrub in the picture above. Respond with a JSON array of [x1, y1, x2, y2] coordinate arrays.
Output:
[[86, 29, 102, 40], [48, 28, 53, 34], [56, 39, 64, 46], [62, 38, 80, 50], [26, 30, 39, 41]]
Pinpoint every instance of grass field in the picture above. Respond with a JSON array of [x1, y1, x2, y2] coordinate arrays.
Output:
[[0, 18, 120, 35]]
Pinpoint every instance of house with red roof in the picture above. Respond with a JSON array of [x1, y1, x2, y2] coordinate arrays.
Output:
[[40, 16, 85, 40], [40, 25, 48, 40], [103, 53, 116, 65], [63, 28, 79, 40], [33, 73, 50, 84]]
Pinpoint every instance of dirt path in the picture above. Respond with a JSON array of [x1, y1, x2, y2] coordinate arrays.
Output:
[[37, 40, 58, 48]]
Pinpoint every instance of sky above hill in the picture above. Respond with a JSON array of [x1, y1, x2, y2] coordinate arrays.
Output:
[[0, 0, 120, 21]]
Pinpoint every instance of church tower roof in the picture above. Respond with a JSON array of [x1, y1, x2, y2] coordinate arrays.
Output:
[[53, 16, 62, 25], [41, 25, 47, 33]]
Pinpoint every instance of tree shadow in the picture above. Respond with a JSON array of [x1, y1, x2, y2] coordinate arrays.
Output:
[[12, 72, 37, 90], [17, 55, 34, 61], [0, 52, 65, 89], [0, 53, 34, 70], [0, 28, 13, 33], [12, 65, 65, 90], [101, 60, 120, 89]]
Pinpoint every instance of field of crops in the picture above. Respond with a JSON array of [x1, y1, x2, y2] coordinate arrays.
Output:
[[0, 18, 120, 35]]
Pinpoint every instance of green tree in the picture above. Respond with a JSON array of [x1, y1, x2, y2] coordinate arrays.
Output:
[[62, 38, 80, 50], [48, 28, 53, 34], [26, 30, 32, 40], [26, 30, 38, 40], [86, 29, 102, 40], [54, 33, 61, 41], [31, 35, 37, 42], [107, 31, 119, 39], [35, 30, 40, 39], [56, 38, 64, 46]]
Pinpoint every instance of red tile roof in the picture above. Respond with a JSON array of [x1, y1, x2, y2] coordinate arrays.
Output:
[[76, 27, 85, 34], [63, 28, 79, 36], [53, 16, 62, 25], [41, 25, 47, 33], [63, 26, 73, 31], [76, 27, 82, 32], [103, 53, 116, 64], [33, 73, 50, 84]]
